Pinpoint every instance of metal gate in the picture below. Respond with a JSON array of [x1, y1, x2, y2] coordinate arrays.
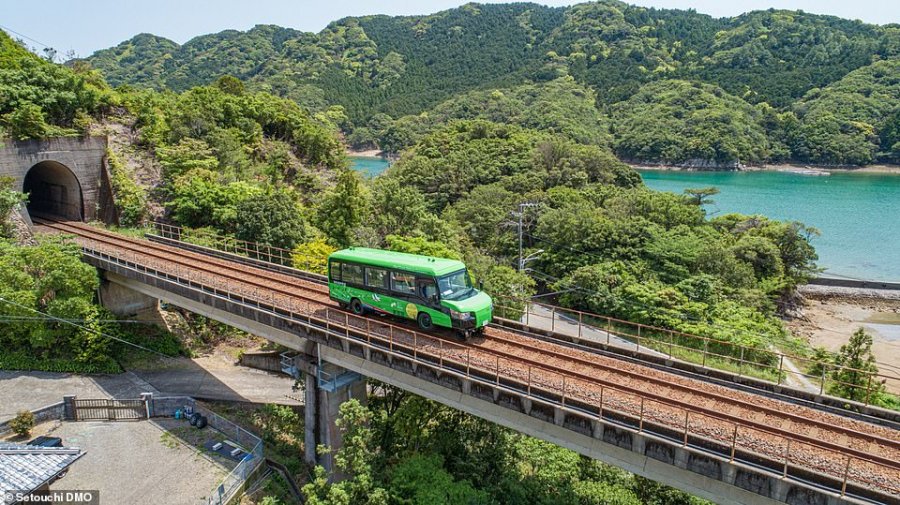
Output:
[[73, 398, 147, 420]]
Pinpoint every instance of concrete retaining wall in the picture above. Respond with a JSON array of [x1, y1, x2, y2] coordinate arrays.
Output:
[[238, 351, 284, 373], [0, 402, 66, 436], [808, 277, 900, 291]]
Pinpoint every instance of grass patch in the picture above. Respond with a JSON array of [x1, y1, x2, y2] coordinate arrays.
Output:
[[108, 321, 190, 369], [0, 351, 121, 374]]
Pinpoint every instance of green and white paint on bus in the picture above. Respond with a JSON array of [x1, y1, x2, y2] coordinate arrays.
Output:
[[327, 247, 493, 338]]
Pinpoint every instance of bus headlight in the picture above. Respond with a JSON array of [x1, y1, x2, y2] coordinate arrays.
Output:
[[450, 310, 474, 320]]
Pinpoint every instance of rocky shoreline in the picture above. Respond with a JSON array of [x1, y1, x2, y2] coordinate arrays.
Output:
[[631, 162, 900, 175]]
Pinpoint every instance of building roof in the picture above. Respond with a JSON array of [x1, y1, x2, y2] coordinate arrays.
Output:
[[330, 248, 466, 277], [0, 442, 83, 497]]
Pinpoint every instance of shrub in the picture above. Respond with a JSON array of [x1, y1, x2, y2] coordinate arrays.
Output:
[[10, 410, 35, 437]]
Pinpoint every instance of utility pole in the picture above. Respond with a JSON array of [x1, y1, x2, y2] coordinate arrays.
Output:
[[515, 202, 539, 272]]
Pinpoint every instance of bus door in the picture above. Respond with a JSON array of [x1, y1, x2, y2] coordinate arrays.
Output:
[[416, 278, 439, 308]]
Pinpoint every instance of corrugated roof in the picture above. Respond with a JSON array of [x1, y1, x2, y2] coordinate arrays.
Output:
[[0, 442, 83, 498]]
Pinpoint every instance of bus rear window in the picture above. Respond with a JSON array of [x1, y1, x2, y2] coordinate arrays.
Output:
[[330, 261, 342, 281]]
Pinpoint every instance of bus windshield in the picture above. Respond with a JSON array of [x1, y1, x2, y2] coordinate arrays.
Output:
[[438, 270, 474, 300]]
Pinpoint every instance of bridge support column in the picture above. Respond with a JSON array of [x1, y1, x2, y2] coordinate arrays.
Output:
[[98, 275, 160, 319], [303, 359, 367, 478]]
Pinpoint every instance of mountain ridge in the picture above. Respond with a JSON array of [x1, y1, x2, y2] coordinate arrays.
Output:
[[77, 1, 900, 165]]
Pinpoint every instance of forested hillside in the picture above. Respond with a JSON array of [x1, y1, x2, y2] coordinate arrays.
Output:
[[3, 6, 898, 504], [80, 1, 900, 166]]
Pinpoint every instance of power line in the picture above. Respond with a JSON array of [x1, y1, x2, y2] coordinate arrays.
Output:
[[0, 296, 174, 359], [0, 316, 154, 324], [0, 24, 54, 50]]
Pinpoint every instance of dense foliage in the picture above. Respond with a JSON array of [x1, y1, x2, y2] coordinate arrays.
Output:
[[610, 80, 771, 165], [302, 390, 709, 505], [0, 30, 111, 138], [0, 175, 27, 237], [792, 59, 900, 164], [354, 77, 612, 152], [359, 116, 815, 361], [0, 237, 114, 369], [80, 2, 900, 165]]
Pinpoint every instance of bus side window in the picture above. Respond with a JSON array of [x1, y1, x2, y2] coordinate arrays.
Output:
[[391, 272, 416, 294], [344, 264, 364, 285], [330, 261, 342, 282], [366, 268, 388, 289]]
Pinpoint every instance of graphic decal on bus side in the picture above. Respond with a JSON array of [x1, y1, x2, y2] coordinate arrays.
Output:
[[405, 303, 418, 319]]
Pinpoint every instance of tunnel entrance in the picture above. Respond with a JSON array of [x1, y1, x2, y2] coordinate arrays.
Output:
[[23, 160, 84, 220]]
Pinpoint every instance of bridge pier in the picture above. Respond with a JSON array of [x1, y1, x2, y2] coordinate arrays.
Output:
[[98, 275, 160, 319], [300, 355, 367, 477]]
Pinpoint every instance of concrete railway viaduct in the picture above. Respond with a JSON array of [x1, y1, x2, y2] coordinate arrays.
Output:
[[3, 137, 899, 505]]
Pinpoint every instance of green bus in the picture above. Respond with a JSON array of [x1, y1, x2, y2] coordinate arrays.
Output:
[[327, 247, 493, 338]]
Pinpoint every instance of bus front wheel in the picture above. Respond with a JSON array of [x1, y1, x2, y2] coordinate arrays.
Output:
[[350, 298, 364, 315], [417, 312, 433, 331]]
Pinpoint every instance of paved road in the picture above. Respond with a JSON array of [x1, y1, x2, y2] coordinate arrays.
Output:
[[522, 304, 666, 356], [0, 371, 153, 423], [1, 354, 299, 423], [130, 353, 301, 405]]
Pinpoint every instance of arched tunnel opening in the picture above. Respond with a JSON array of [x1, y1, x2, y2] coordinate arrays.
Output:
[[23, 160, 84, 220]]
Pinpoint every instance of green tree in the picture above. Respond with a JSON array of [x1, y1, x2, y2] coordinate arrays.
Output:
[[0, 176, 27, 237], [370, 177, 428, 238], [388, 454, 487, 505], [302, 400, 389, 505], [385, 235, 461, 260], [235, 189, 309, 250], [214, 75, 245, 95], [316, 169, 369, 247], [830, 328, 884, 402], [683, 187, 720, 206], [166, 169, 261, 229], [0, 236, 112, 367], [293, 238, 337, 274], [10, 410, 35, 437], [156, 138, 219, 179], [3, 102, 49, 140], [482, 266, 536, 320]]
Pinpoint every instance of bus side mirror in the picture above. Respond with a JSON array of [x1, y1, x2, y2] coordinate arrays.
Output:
[[478, 281, 484, 291], [431, 294, 439, 303]]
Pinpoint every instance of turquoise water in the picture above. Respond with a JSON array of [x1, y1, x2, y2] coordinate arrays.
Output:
[[349, 156, 390, 177], [639, 169, 900, 281], [349, 153, 899, 280]]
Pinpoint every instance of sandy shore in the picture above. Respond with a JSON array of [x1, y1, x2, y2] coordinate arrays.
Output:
[[787, 289, 900, 393], [346, 148, 386, 158]]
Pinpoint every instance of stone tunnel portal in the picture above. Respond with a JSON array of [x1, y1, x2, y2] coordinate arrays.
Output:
[[22, 160, 84, 220]]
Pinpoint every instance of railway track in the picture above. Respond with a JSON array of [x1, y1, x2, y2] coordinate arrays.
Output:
[[34, 218, 900, 498]]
